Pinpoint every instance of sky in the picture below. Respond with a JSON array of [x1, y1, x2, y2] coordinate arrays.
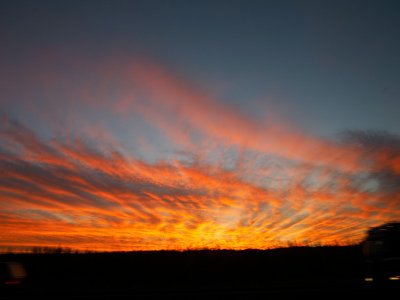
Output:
[[1, 0, 400, 251]]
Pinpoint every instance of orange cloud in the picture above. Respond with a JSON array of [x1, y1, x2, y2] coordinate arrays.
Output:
[[1, 118, 400, 251], [125, 61, 364, 172], [1, 55, 399, 251]]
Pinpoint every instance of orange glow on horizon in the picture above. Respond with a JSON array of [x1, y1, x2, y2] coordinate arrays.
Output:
[[1, 58, 400, 252]]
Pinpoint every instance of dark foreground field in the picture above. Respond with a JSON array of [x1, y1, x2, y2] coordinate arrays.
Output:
[[1, 245, 399, 299]]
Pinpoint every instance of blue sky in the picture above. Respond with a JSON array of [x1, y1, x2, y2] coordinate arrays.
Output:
[[2, 0, 399, 136]]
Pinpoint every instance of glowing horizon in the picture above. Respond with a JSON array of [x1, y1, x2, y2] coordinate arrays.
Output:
[[1, 1, 400, 252], [1, 56, 399, 252]]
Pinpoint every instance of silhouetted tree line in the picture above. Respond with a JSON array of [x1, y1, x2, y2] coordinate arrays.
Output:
[[1, 246, 81, 254]]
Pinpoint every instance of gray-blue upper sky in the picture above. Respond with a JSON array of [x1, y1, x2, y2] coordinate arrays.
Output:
[[1, 0, 399, 137]]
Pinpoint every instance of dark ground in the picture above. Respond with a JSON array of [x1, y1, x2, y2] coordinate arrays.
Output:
[[1, 245, 399, 299]]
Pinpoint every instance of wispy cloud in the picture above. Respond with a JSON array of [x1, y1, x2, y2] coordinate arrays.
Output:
[[1, 55, 399, 251]]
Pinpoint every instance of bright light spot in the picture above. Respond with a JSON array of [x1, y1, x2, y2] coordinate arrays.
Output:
[[364, 277, 374, 282], [389, 276, 400, 281]]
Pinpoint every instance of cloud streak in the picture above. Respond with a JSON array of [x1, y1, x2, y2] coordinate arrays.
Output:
[[1, 55, 399, 251]]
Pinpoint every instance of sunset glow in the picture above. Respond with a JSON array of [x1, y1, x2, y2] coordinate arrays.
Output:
[[1, 1, 399, 251]]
